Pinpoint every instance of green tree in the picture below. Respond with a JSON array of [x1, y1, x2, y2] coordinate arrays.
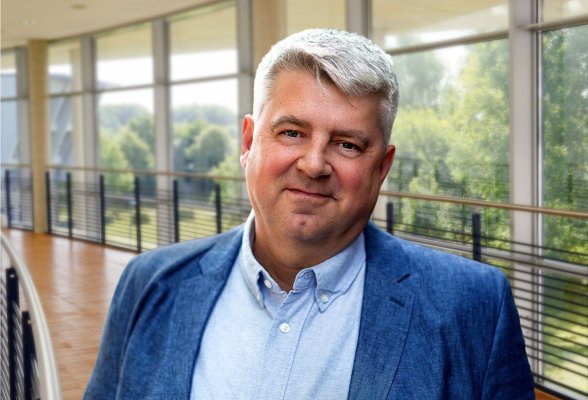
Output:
[[189, 125, 236, 172], [99, 104, 150, 134], [119, 129, 154, 170], [99, 135, 133, 191]]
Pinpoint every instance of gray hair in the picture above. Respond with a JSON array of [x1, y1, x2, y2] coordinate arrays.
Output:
[[253, 28, 399, 144]]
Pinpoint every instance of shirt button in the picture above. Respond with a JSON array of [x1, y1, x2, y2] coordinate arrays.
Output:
[[255, 293, 261, 302], [320, 293, 329, 303], [264, 279, 272, 289], [279, 323, 290, 334]]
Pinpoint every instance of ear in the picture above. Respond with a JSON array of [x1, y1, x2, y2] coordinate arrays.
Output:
[[240, 115, 254, 168], [379, 145, 395, 183]]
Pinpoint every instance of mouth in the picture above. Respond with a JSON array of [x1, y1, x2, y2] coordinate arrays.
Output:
[[286, 188, 333, 199]]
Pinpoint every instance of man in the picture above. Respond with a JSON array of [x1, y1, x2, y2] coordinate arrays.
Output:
[[85, 29, 534, 399]]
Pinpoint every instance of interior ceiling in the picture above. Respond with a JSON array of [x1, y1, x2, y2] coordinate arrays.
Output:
[[1, 0, 582, 51], [1, 0, 212, 49]]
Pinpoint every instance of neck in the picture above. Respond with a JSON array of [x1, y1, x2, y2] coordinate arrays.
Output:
[[252, 230, 358, 292]]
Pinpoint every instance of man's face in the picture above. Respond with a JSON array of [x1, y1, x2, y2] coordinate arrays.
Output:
[[241, 69, 395, 249]]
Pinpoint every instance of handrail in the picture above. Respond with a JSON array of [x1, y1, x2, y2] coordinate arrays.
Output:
[[1, 233, 63, 400], [45, 164, 245, 181], [4, 163, 587, 219], [381, 190, 588, 220]]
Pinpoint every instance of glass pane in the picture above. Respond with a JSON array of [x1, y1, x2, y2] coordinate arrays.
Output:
[[169, 2, 237, 81], [541, 271, 588, 396], [1, 51, 17, 98], [50, 95, 84, 165], [388, 40, 509, 242], [1, 100, 19, 163], [544, 0, 588, 21], [171, 79, 240, 238], [542, 24, 588, 397], [96, 23, 153, 89], [171, 79, 238, 173], [286, 0, 345, 34], [49, 40, 82, 94], [372, 0, 508, 50], [98, 89, 155, 171], [543, 25, 588, 214]]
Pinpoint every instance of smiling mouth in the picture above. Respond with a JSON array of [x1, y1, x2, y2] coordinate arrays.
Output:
[[286, 188, 333, 199]]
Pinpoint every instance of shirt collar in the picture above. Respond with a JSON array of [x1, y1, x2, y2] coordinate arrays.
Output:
[[239, 211, 366, 312]]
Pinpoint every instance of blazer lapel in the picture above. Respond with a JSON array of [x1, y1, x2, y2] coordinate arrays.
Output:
[[349, 223, 415, 400], [161, 228, 243, 399]]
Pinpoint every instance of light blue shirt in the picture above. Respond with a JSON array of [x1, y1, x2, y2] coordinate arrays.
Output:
[[191, 212, 366, 399]]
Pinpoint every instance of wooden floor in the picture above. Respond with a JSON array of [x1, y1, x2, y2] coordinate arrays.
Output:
[[0, 228, 563, 400], [1, 229, 135, 400]]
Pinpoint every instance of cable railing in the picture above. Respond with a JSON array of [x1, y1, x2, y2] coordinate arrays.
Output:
[[1, 233, 62, 400], [1, 167, 34, 231], [1, 165, 587, 399]]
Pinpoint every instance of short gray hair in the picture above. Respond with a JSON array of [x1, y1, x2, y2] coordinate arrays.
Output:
[[253, 28, 399, 143]]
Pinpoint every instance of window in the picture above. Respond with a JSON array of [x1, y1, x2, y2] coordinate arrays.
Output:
[[96, 23, 153, 89], [1, 49, 29, 164], [372, 0, 508, 50], [1, 51, 17, 98], [1, 48, 32, 230], [98, 89, 155, 170], [48, 40, 84, 166], [169, 2, 237, 81], [543, 0, 588, 21], [541, 24, 588, 396], [48, 40, 82, 94], [171, 80, 238, 174]]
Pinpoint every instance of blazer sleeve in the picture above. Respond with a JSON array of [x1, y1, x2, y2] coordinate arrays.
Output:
[[82, 255, 150, 399], [482, 274, 535, 400]]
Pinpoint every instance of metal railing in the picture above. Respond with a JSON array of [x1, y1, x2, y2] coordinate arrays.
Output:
[[1, 168, 34, 231], [1, 165, 587, 399], [43, 168, 250, 251], [1, 234, 62, 400]]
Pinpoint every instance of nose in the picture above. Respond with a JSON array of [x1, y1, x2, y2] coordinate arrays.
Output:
[[296, 142, 332, 178]]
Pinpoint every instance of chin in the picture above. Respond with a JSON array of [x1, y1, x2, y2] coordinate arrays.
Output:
[[282, 223, 331, 244]]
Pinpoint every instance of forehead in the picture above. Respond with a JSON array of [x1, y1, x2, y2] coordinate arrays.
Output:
[[261, 70, 382, 137]]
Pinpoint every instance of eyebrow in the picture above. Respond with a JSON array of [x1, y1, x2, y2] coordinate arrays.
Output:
[[270, 115, 310, 131], [333, 129, 372, 148], [271, 114, 373, 148]]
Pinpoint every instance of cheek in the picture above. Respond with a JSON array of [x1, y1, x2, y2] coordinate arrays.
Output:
[[338, 162, 381, 195], [248, 147, 290, 182]]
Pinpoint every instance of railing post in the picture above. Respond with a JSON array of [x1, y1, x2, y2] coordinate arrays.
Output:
[[5, 169, 12, 228], [45, 171, 52, 234], [215, 183, 222, 234], [386, 201, 394, 235], [6, 267, 19, 400], [22, 311, 35, 400], [99, 174, 106, 245], [173, 179, 180, 243], [472, 213, 482, 262], [135, 176, 142, 252], [66, 172, 73, 238]]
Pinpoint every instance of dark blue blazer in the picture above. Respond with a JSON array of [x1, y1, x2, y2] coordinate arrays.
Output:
[[84, 223, 535, 399]]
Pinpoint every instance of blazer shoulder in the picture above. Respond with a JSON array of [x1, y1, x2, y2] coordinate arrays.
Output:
[[119, 226, 243, 298], [365, 223, 508, 301]]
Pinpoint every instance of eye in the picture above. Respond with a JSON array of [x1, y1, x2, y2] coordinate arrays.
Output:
[[340, 141, 360, 152], [282, 130, 300, 138]]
